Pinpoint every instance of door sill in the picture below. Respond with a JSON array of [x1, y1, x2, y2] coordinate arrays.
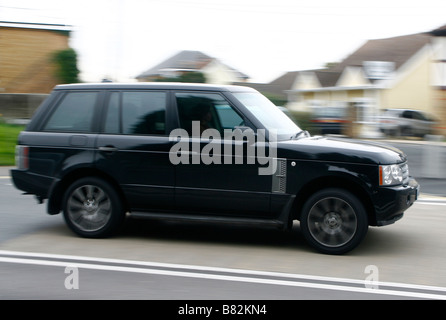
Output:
[[129, 211, 285, 229]]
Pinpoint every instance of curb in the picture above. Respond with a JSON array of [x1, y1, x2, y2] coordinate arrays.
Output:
[[418, 194, 446, 202], [375, 139, 446, 147]]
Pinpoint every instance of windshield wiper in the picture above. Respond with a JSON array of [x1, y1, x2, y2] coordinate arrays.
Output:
[[290, 130, 310, 140]]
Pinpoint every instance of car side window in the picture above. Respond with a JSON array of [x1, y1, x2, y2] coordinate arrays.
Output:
[[104, 91, 167, 135], [175, 92, 244, 136], [402, 110, 413, 119], [413, 111, 426, 121], [43, 91, 98, 132], [215, 104, 245, 129]]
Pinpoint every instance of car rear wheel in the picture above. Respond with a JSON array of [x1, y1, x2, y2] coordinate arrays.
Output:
[[300, 188, 368, 255], [62, 177, 125, 238]]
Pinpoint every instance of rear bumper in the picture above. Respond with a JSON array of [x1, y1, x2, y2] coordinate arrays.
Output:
[[373, 178, 419, 226], [10, 168, 53, 199]]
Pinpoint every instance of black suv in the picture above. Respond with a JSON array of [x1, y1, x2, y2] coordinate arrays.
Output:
[[11, 83, 419, 254]]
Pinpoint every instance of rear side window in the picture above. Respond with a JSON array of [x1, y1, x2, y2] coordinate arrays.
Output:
[[43, 91, 98, 132], [103, 91, 167, 135]]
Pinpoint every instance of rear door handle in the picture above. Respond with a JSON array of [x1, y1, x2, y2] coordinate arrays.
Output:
[[98, 146, 118, 153]]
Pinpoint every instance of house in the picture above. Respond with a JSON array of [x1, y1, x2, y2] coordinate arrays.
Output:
[[281, 24, 446, 137], [232, 71, 303, 106], [0, 21, 72, 94], [136, 50, 249, 85], [431, 25, 446, 135]]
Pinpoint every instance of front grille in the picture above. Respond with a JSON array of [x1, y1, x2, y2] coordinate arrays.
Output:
[[401, 162, 409, 186]]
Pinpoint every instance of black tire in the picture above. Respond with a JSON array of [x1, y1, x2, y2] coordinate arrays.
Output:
[[300, 188, 368, 255], [62, 177, 125, 238]]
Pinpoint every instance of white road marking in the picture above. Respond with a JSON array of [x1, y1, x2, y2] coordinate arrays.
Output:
[[0, 250, 445, 299], [1, 176, 12, 185]]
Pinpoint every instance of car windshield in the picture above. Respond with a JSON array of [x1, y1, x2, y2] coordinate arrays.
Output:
[[232, 92, 301, 140], [314, 107, 346, 118], [381, 109, 403, 117]]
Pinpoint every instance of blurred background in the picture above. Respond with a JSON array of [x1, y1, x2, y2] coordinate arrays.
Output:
[[2, 2, 446, 298]]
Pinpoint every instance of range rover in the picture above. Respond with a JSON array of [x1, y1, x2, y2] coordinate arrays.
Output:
[[11, 83, 419, 254]]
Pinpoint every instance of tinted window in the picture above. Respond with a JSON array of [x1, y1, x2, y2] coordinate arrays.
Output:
[[43, 91, 98, 132], [104, 91, 167, 135], [402, 110, 413, 119], [215, 105, 244, 129], [175, 92, 244, 136], [232, 92, 300, 139], [413, 111, 428, 121]]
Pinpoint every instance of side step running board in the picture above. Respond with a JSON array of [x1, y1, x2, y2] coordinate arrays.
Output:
[[129, 211, 286, 229]]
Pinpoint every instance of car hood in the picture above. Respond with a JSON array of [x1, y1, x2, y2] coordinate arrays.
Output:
[[277, 136, 406, 165]]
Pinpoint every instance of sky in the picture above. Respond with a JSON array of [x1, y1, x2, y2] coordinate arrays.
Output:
[[2, 0, 446, 83]]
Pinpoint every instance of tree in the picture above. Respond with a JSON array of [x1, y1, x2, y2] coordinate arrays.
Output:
[[53, 48, 80, 83], [155, 71, 206, 83], [261, 92, 287, 106], [179, 71, 206, 83], [324, 62, 339, 69]]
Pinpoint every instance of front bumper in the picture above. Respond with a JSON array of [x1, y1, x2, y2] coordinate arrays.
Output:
[[373, 177, 419, 226]]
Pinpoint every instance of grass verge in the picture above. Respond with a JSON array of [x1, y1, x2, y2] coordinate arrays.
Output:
[[0, 121, 25, 166]]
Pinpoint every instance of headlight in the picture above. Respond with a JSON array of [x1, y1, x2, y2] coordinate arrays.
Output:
[[380, 164, 403, 186]]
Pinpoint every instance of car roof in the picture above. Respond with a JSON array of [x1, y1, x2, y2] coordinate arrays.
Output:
[[54, 82, 258, 93]]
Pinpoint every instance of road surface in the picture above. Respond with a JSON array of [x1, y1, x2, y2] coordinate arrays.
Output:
[[1, 165, 446, 300]]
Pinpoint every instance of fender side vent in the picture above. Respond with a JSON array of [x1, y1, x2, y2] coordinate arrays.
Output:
[[272, 158, 287, 193]]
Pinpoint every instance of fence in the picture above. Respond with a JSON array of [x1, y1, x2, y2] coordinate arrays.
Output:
[[0, 93, 48, 121]]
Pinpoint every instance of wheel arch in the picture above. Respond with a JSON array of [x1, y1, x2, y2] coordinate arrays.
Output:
[[290, 175, 376, 226], [47, 167, 128, 215]]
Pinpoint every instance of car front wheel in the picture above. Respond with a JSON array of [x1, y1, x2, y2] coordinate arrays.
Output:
[[300, 188, 368, 255], [62, 177, 125, 238]]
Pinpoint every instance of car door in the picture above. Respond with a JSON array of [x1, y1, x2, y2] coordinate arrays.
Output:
[[412, 111, 432, 135], [171, 91, 272, 217], [95, 90, 175, 211], [401, 110, 416, 134]]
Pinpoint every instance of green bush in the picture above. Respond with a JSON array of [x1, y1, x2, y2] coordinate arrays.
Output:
[[53, 48, 80, 84], [288, 110, 314, 133], [155, 72, 206, 83]]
